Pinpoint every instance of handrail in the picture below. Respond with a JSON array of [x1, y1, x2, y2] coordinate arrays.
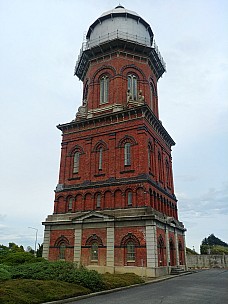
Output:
[[75, 30, 166, 74]]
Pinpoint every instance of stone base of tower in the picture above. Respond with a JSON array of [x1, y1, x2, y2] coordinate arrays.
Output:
[[42, 207, 186, 278]]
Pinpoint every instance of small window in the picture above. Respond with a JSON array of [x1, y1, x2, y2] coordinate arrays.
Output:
[[127, 241, 135, 261], [148, 146, 151, 168], [124, 143, 131, 166], [68, 197, 73, 212], [158, 151, 162, 181], [127, 191, 133, 206], [100, 75, 109, 104], [128, 74, 137, 100], [59, 243, 66, 260], [91, 242, 98, 261], [73, 152, 80, 173], [96, 194, 101, 208], [150, 83, 155, 111], [98, 147, 103, 170], [165, 159, 170, 185]]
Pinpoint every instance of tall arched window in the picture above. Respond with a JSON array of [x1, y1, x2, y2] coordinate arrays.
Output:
[[165, 159, 170, 187], [100, 75, 109, 104], [178, 241, 184, 265], [158, 151, 163, 182], [127, 191, 133, 206], [96, 193, 101, 208], [157, 235, 165, 266], [73, 152, 80, 174], [169, 238, 175, 266], [98, 147, 103, 170], [83, 80, 89, 101], [150, 82, 155, 111], [124, 143, 131, 166], [67, 197, 73, 212], [128, 74, 137, 100], [59, 243, 66, 260], [126, 241, 135, 261], [91, 242, 98, 261], [148, 144, 153, 170]]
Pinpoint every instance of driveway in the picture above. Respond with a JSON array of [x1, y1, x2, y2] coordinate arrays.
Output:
[[72, 269, 228, 304]]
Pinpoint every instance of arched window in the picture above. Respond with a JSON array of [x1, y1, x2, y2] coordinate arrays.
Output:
[[91, 242, 98, 261], [126, 241, 135, 261], [158, 151, 163, 182], [67, 197, 73, 212], [148, 147, 151, 168], [150, 83, 155, 111], [96, 193, 101, 208], [98, 147, 103, 170], [73, 152, 80, 174], [165, 159, 170, 186], [157, 235, 165, 266], [59, 243, 66, 260], [169, 238, 175, 266], [148, 143, 153, 170], [127, 191, 133, 206], [128, 74, 137, 100], [121, 233, 140, 265], [124, 143, 131, 166], [178, 241, 184, 265], [83, 80, 89, 100], [100, 75, 109, 104]]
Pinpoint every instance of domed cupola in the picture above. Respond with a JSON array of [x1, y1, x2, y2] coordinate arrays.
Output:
[[75, 5, 165, 82], [86, 5, 154, 48]]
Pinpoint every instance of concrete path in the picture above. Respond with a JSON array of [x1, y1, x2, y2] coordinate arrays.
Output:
[[45, 269, 228, 304]]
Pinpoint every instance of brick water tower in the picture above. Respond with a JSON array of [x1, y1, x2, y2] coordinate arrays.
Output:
[[42, 5, 187, 277]]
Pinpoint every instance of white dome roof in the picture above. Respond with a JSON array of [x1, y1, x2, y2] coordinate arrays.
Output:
[[86, 5, 154, 48], [100, 5, 140, 18]]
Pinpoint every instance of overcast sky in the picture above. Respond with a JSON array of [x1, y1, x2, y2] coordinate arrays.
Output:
[[0, 0, 227, 253]]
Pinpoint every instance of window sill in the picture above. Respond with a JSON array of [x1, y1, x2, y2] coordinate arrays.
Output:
[[120, 169, 135, 174], [68, 177, 81, 181], [94, 173, 105, 177]]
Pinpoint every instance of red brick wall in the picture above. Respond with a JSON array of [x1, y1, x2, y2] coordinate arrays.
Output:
[[81, 228, 107, 266], [86, 53, 159, 118], [114, 226, 147, 267], [49, 229, 75, 262], [157, 228, 167, 266]]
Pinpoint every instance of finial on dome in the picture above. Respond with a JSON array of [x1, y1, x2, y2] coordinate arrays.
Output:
[[115, 4, 124, 9]]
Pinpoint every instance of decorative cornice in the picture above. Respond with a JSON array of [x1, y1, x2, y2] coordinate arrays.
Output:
[[57, 104, 175, 148], [75, 39, 165, 81], [55, 174, 176, 201]]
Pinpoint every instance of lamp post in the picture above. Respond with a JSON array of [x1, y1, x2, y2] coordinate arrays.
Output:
[[28, 227, 38, 255]]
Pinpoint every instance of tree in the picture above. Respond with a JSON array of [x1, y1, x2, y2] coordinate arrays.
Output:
[[36, 243, 43, 257], [186, 247, 198, 255], [8, 243, 24, 252], [200, 234, 228, 254]]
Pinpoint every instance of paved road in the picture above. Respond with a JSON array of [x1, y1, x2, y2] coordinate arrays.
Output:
[[73, 269, 228, 304]]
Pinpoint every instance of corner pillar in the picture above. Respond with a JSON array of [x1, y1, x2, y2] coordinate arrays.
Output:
[[146, 222, 158, 268], [106, 222, 114, 268], [165, 227, 170, 266], [74, 224, 82, 264], [174, 229, 180, 266], [42, 226, 51, 260]]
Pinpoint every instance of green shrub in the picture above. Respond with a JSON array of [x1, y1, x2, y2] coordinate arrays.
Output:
[[0, 264, 12, 281], [12, 261, 104, 292], [0, 252, 38, 266], [0, 279, 90, 304], [102, 273, 144, 289]]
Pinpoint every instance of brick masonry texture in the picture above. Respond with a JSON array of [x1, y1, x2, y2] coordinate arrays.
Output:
[[43, 12, 186, 274]]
